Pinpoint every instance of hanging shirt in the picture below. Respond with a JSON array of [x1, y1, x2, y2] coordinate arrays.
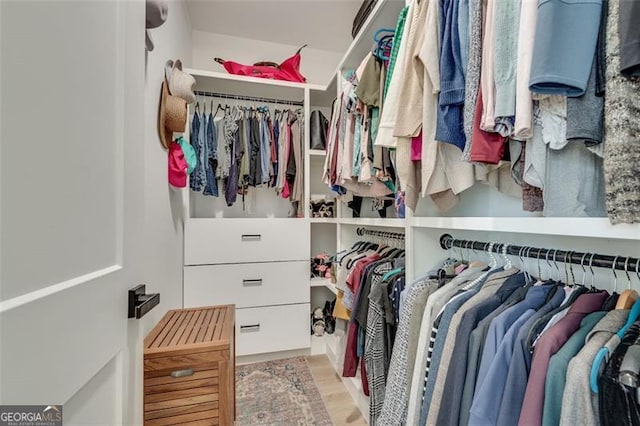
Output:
[[494, 286, 567, 426], [518, 291, 609, 426], [365, 262, 398, 425], [597, 322, 640, 426], [458, 282, 537, 426], [202, 113, 219, 197], [248, 116, 261, 187], [406, 266, 487, 426], [425, 269, 522, 425], [435, 0, 466, 150], [559, 310, 629, 426], [260, 115, 271, 184], [542, 311, 607, 426], [528, 0, 602, 96], [189, 111, 206, 192], [473, 285, 556, 396], [435, 272, 529, 426], [377, 280, 438, 426]]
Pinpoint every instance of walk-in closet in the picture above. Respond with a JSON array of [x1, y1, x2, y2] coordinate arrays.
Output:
[[2, 0, 640, 425]]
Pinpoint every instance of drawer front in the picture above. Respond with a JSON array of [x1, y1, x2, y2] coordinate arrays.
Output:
[[184, 261, 310, 309], [144, 400, 219, 423], [235, 304, 310, 356], [144, 350, 228, 373], [184, 218, 310, 265]]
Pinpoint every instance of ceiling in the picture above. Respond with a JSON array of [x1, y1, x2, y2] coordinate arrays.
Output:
[[185, 0, 363, 53]]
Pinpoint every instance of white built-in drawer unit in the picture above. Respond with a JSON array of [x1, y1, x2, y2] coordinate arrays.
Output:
[[184, 261, 309, 308], [184, 218, 310, 265], [235, 303, 311, 356], [183, 218, 311, 356]]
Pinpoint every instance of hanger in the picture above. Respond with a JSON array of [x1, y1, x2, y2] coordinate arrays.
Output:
[[543, 249, 552, 281], [501, 243, 513, 270], [459, 240, 469, 264], [563, 251, 572, 286], [552, 249, 562, 283], [534, 247, 541, 281], [519, 246, 533, 283], [616, 257, 638, 309], [344, 240, 377, 268], [467, 241, 484, 268], [373, 36, 393, 61], [590, 260, 640, 393], [373, 28, 395, 42], [588, 253, 597, 289], [578, 252, 589, 287], [461, 242, 500, 291]]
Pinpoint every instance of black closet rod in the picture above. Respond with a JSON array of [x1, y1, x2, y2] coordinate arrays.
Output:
[[193, 90, 304, 106], [357, 227, 405, 241], [440, 233, 639, 272]]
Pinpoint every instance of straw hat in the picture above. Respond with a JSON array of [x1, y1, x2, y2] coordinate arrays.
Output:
[[165, 59, 196, 103], [158, 79, 187, 149]]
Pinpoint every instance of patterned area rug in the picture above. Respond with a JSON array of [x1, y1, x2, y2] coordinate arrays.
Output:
[[236, 357, 333, 425]]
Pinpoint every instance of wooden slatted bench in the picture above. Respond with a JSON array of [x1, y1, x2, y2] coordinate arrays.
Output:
[[143, 305, 235, 425]]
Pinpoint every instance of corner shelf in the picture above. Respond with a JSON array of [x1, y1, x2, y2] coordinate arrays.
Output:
[[310, 218, 338, 224], [340, 218, 406, 228], [310, 278, 338, 295]]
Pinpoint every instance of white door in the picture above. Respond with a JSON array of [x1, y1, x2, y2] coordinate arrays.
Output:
[[1, 1, 145, 424]]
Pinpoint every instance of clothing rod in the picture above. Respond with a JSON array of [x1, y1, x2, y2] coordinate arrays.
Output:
[[439, 233, 639, 272], [193, 90, 304, 106], [356, 227, 405, 241]]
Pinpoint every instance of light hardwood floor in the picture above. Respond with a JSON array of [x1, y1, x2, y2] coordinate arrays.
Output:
[[306, 355, 367, 425]]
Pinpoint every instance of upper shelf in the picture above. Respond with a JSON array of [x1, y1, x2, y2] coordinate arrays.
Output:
[[409, 217, 640, 240], [184, 68, 324, 102]]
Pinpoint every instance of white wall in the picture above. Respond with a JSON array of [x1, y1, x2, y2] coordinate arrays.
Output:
[[192, 30, 343, 86], [142, 0, 192, 327], [123, 0, 193, 423]]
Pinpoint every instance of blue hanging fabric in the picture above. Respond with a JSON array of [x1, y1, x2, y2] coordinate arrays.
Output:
[[590, 297, 640, 393]]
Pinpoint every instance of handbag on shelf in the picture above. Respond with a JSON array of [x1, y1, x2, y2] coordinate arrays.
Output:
[[310, 110, 329, 150], [214, 45, 307, 83], [352, 0, 378, 38]]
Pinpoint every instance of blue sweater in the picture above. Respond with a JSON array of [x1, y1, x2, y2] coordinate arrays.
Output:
[[436, 0, 467, 151]]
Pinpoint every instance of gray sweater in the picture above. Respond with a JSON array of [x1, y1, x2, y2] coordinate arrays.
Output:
[[462, 0, 484, 160], [560, 310, 628, 425], [604, 0, 640, 224]]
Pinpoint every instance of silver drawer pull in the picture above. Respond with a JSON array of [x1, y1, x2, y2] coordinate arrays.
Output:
[[241, 234, 261, 242], [240, 324, 261, 332], [242, 279, 263, 286], [170, 369, 194, 378]]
